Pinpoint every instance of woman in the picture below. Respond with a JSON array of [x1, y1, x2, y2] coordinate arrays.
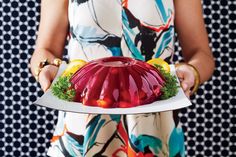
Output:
[[30, 0, 215, 156]]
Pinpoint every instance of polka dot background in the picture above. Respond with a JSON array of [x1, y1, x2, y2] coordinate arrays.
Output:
[[0, 0, 235, 157]]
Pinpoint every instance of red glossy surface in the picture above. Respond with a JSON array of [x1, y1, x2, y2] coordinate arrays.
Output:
[[70, 57, 166, 108]]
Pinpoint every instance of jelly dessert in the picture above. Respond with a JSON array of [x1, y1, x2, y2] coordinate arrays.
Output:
[[69, 57, 165, 108]]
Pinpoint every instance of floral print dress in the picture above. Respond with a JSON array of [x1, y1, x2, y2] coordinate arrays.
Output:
[[47, 0, 185, 156]]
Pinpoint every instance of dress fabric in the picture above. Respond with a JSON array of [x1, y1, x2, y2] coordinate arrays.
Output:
[[47, 0, 185, 157]]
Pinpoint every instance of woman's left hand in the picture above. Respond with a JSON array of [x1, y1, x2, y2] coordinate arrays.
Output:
[[175, 64, 196, 98]]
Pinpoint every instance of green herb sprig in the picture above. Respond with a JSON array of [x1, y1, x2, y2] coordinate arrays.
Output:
[[51, 74, 76, 101], [153, 64, 179, 100]]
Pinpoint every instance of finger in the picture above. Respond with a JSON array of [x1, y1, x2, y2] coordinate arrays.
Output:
[[49, 66, 59, 81], [176, 69, 192, 91], [38, 65, 59, 92], [182, 77, 195, 91], [181, 71, 195, 91], [181, 82, 189, 91], [39, 72, 51, 92], [185, 90, 191, 98], [176, 68, 184, 80]]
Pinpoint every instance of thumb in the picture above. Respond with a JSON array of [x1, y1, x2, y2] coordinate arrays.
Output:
[[176, 65, 195, 92], [39, 72, 51, 92], [176, 68, 188, 90], [181, 72, 195, 92], [181, 82, 189, 91]]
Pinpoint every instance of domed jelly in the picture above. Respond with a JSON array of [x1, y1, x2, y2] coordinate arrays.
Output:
[[70, 57, 166, 108]]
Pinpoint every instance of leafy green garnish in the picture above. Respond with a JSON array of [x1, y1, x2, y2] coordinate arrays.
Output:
[[51, 74, 76, 101], [153, 64, 179, 100]]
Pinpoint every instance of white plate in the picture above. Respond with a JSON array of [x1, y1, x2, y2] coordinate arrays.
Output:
[[33, 62, 192, 114]]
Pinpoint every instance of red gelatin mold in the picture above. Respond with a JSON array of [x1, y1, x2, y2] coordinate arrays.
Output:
[[70, 57, 166, 108]]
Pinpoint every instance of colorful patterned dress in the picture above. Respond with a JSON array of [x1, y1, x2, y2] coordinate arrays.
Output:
[[47, 0, 185, 156]]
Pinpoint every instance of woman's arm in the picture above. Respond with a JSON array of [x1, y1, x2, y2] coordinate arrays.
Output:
[[30, 0, 69, 91], [174, 0, 215, 95]]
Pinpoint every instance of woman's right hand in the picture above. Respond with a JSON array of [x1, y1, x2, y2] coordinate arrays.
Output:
[[38, 65, 59, 92], [30, 0, 69, 92]]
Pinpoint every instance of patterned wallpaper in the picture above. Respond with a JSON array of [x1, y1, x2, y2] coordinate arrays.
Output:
[[0, 0, 235, 156]]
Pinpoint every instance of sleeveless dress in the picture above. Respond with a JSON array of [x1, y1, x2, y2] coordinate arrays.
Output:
[[47, 0, 185, 156]]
